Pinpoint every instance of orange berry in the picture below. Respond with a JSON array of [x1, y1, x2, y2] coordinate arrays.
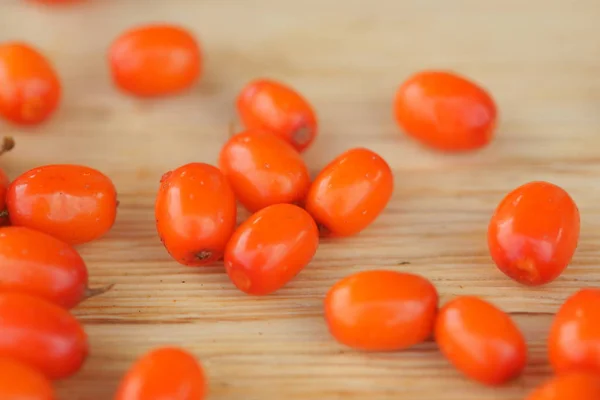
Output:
[[224, 203, 319, 295], [435, 296, 527, 385], [325, 270, 438, 351], [0, 226, 90, 309], [0, 292, 88, 380], [394, 71, 497, 152], [525, 372, 600, 400], [0, 42, 61, 126], [0, 358, 55, 399], [115, 347, 206, 400], [548, 288, 600, 374], [305, 148, 393, 237], [488, 181, 580, 286], [6, 164, 118, 245], [109, 24, 201, 97], [219, 130, 310, 212], [237, 79, 317, 152], [155, 163, 237, 267]]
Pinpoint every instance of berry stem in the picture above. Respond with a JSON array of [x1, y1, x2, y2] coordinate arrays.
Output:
[[196, 250, 212, 261], [0, 137, 15, 156], [84, 283, 115, 300]]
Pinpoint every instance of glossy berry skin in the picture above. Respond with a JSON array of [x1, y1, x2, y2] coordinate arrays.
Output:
[[488, 181, 580, 286], [109, 24, 201, 97], [548, 288, 600, 374], [0, 358, 55, 400], [0, 292, 88, 379], [393, 71, 497, 152], [0, 227, 89, 309], [435, 296, 527, 386], [325, 270, 438, 351], [525, 371, 600, 400], [6, 164, 118, 245], [219, 130, 310, 212], [237, 79, 317, 152], [305, 148, 393, 237], [224, 203, 319, 295], [0, 42, 61, 126], [156, 163, 237, 267], [115, 347, 206, 400]]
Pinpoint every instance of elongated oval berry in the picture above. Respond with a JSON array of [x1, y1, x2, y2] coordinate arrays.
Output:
[[0, 42, 61, 126], [115, 347, 206, 400], [225, 203, 319, 295], [6, 164, 118, 245], [394, 71, 497, 152], [155, 163, 237, 266], [305, 148, 393, 237], [237, 79, 317, 152], [325, 270, 438, 351], [0, 226, 91, 309], [435, 296, 527, 386], [219, 130, 310, 212], [0, 358, 55, 399], [488, 181, 580, 286], [109, 24, 201, 97], [0, 292, 88, 379], [548, 288, 600, 375]]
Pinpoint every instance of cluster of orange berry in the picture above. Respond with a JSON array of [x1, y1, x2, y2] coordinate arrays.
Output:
[[1, 2, 599, 400]]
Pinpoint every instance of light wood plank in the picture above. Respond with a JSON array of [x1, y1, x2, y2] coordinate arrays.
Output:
[[1, 0, 599, 398]]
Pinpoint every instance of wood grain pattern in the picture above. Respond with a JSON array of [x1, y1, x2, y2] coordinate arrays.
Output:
[[1, 0, 600, 398]]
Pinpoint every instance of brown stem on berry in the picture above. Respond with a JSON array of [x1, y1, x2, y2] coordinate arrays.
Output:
[[84, 283, 115, 301], [0, 210, 8, 219], [196, 251, 212, 261], [0, 137, 15, 156]]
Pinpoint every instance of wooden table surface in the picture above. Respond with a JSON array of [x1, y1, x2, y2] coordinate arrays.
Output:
[[2, 0, 600, 399]]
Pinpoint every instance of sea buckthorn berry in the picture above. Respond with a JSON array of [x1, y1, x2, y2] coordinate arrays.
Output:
[[325, 270, 438, 351], [0, 358, 55, 399], [108, 24, 201, 97], [488, 181, 580, 286], [219, 130, 310, 212], [393, 71, 497, 152], [0, 226, 99, 309], [6, 164, 118, 245], [548, 288, 600, 374], [156, 163, 237, 267], [236, 79, 317, 152], [305, 148, 393, 237], [0, 292, 88, 379], [115, 347, 206, 400], [525, 371, 600, 400], [435, 296, 527, 386], [224, 203, 319, 295], [0, 42, 61, 126]]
